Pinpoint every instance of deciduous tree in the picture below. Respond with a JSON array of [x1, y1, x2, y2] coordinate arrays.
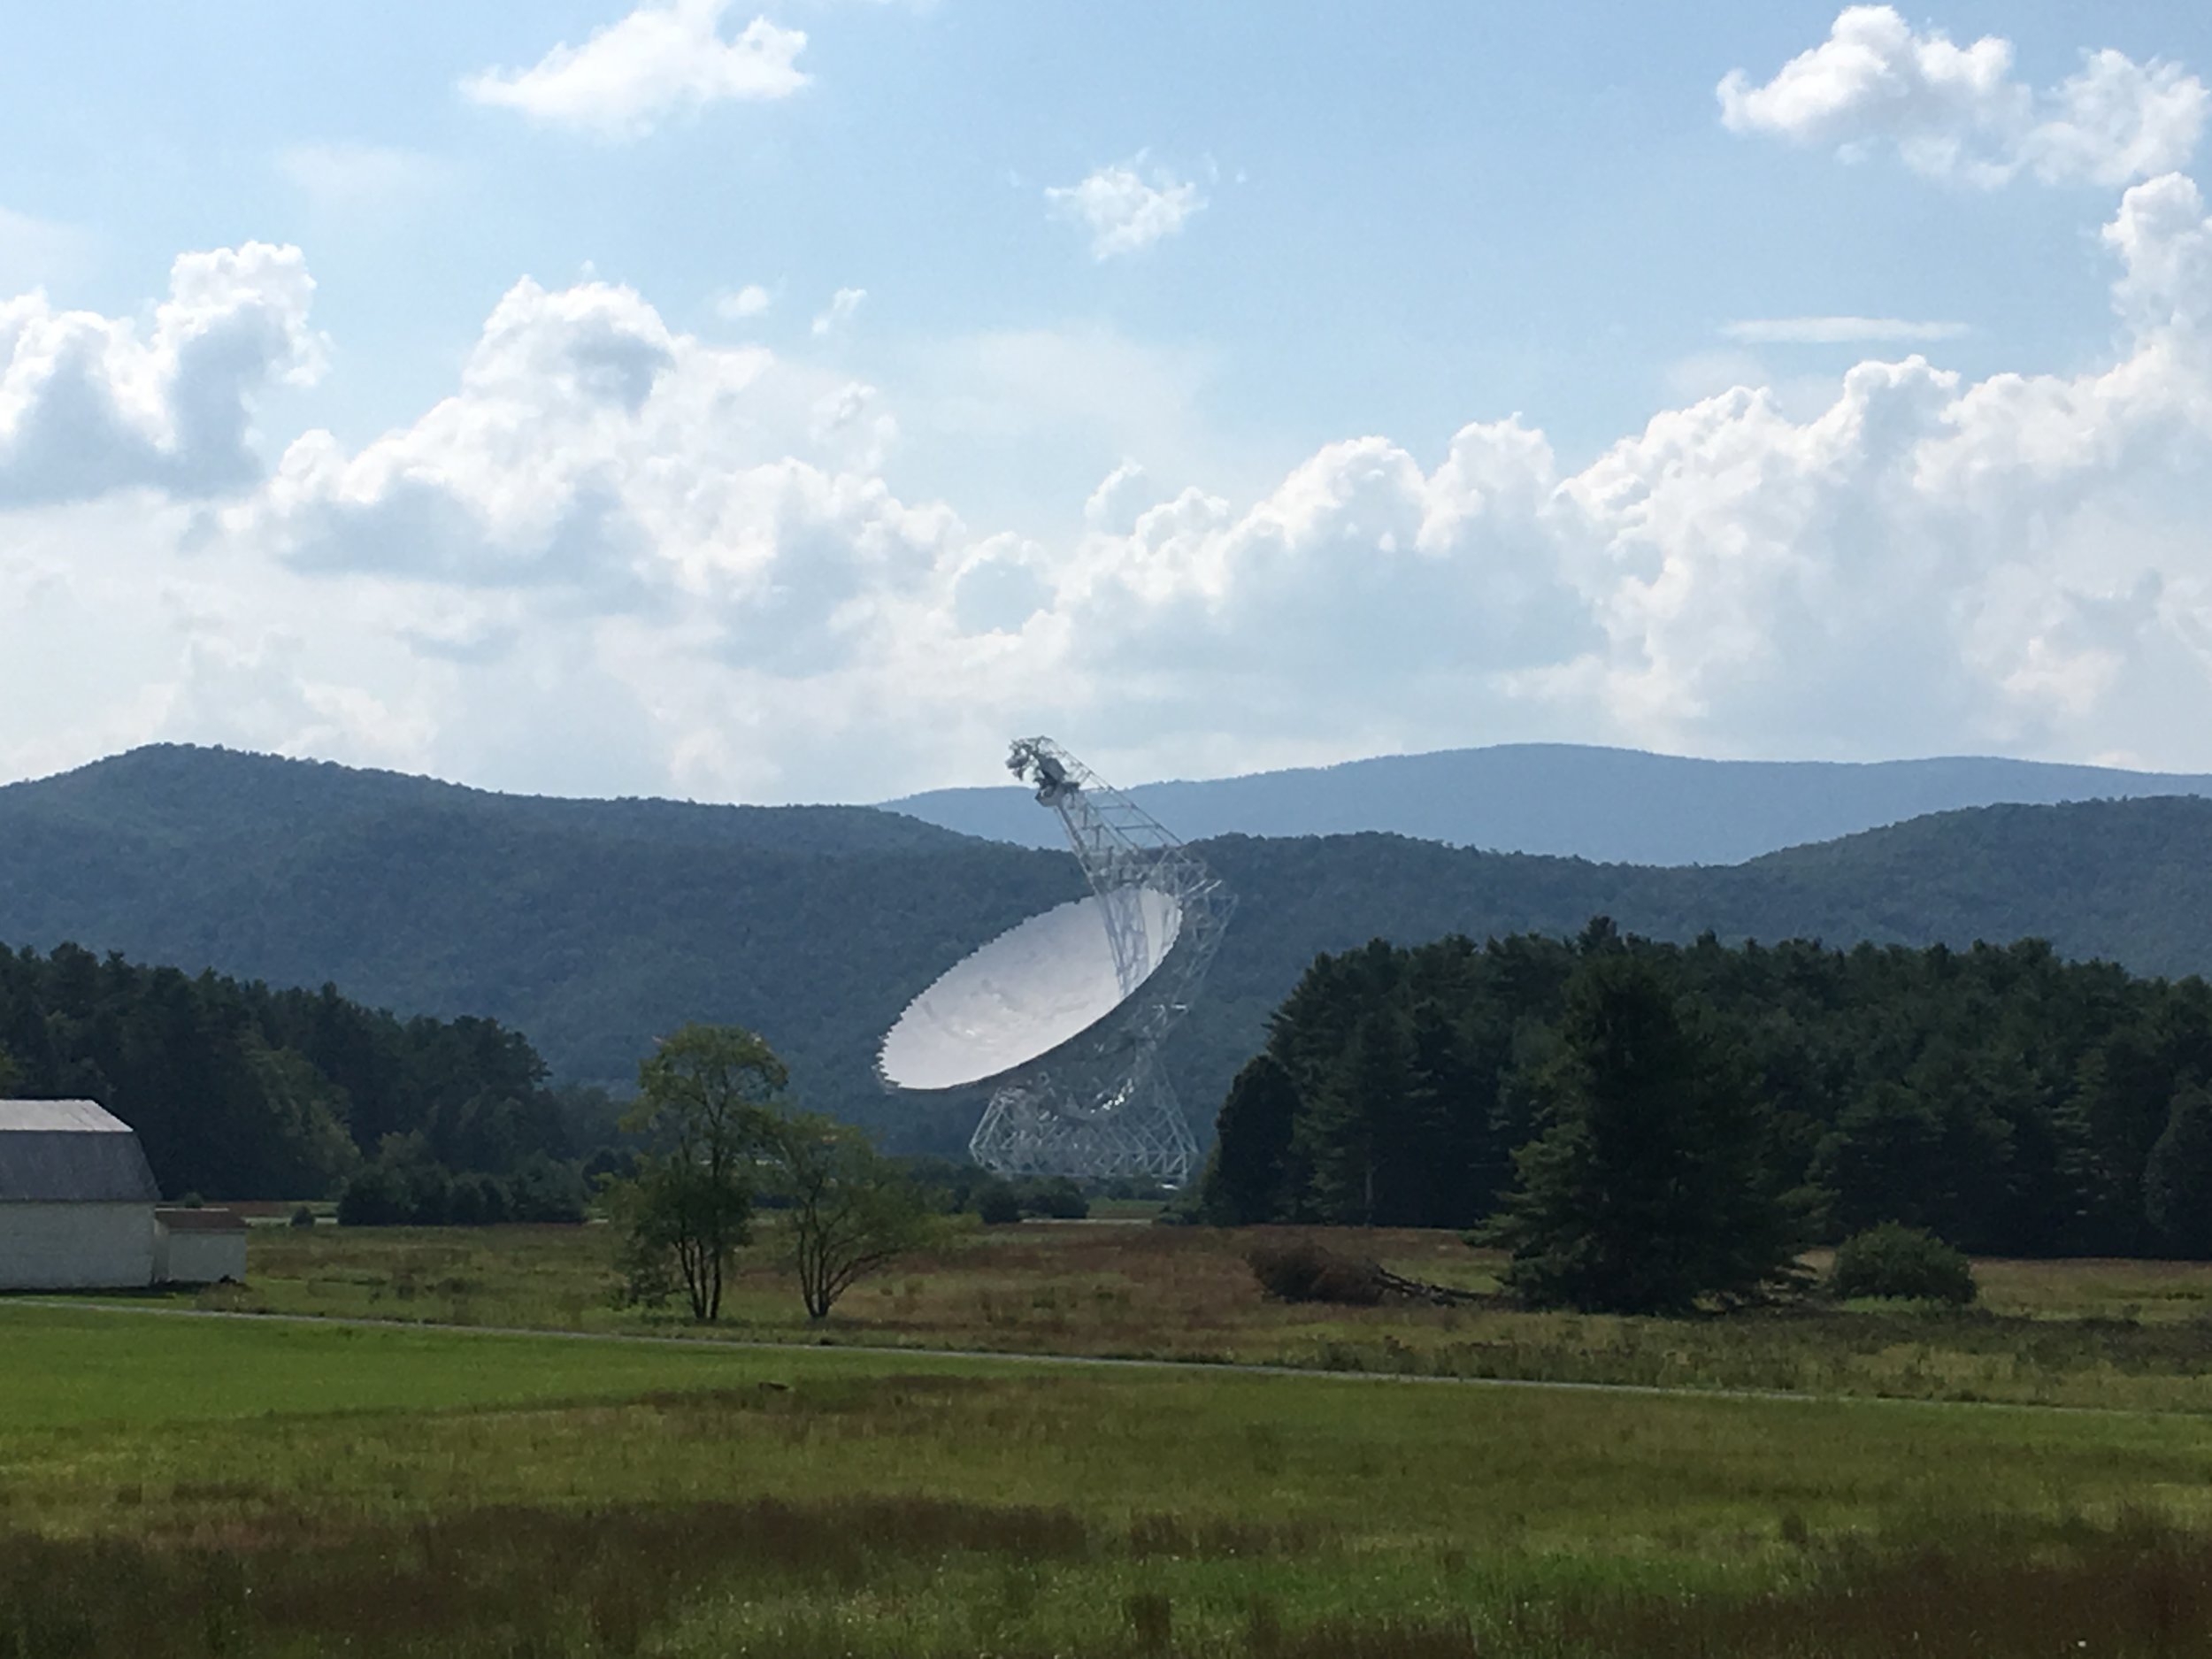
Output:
[[766, 1114, 935, 1319], [613, 1024, 784, 1321]]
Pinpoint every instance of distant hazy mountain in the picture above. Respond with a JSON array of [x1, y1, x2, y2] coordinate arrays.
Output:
[[11, 744, 2212, 1157], [882, 743, 2212, 864]]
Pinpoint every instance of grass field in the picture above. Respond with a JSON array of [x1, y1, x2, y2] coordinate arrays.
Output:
[[190, 1217, 2212, 1412], [6, 1301, 2212, 1655]]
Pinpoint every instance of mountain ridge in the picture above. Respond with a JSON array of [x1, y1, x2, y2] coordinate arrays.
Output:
[[882, 742, 2212, 865], [4, 743, 978, 858]]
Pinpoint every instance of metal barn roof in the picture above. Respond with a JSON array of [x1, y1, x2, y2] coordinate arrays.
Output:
[[154, 1208, 248, 1233], [0, 1100, 161, 1203]]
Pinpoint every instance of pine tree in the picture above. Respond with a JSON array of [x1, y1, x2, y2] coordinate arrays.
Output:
[[2069, 1033, 2181, 1255], [1487, 953, 1800, 1314], [2145, 1084, 2212, 1258], [1403, 1000, 1477, 1227], [1300, 1010, 1412, 1225], [1198, 1054, 1302, 1225], [1811, 1082, 1947, 1235]]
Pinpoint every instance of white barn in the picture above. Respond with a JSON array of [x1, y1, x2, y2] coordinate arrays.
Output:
[[0, 1100, 163, 1290], [153, 1207, 249, 1284]]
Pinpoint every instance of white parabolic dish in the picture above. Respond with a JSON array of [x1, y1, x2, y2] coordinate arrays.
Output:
[[879, 889, 1185, 1093]]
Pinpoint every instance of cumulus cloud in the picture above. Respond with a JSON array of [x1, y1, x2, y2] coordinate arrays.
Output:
[[1046, 157, 1205, 258], [0, 242, 321, 506], [810, 286, 864, 336], [1046, 172, 2212, 770], [1064, 421, 1586, 719], [462, 0, 808, 139], [1723, 316, 1970, 345], [0, 495, 461, 785], [2104, 171, 2212, 337], [231, 272, 949, 698], [803, 380, 898, 474], [1084, 461, 1155, 534], [159, 628, 438, 763], [23, 166, 2212, 801], [1719, 6, 2207, 187], [717, 283, 773, 320]]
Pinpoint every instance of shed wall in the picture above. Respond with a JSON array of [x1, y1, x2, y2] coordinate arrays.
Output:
[[157, 1229, 247, 1285], [0, 1203, 155, 1289]]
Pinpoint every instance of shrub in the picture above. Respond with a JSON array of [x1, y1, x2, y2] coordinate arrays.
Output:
[[288, 1205, 317, 1229], [506, 1156, 588, 1224], [1101, 1175, 1170, 1201], [896, 1154, 997, 1216], [335, 1164, 411, 1227], [1826, 1223, 1977, 1306], [975, 1184, 1024, 1226], [580, 1146, 633, 1187], [404, 1165, 455, 1226], [1018, 1178, 1090, 1220], [449, 1172, 511, 1227], [1246, 1240, 1385, 1306]]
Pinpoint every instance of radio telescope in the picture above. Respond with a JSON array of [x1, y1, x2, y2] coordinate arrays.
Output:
[[877, 738, 1233, 1186]]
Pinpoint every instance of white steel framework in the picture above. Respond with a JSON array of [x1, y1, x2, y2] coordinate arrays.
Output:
[[965, 738, 1233, 1187]]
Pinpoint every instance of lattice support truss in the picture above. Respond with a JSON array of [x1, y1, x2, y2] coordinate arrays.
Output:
[[967, 738, 1234, 1188], [970, 1056, 1198, 1184]]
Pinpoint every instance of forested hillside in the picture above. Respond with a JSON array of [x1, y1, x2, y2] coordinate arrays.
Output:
[[0, 749, 1084, 1152], [0, 744, 972, 864], [1175, 801, 2212, 1144], [1202, 926, 2212, 1259], [0, 942, 576, 1202], [10, 748, 2212, 1159]]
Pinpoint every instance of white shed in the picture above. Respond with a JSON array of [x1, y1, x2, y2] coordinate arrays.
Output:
[[153, 1208, 250, 1284], [0, 1100, 162, 1290]]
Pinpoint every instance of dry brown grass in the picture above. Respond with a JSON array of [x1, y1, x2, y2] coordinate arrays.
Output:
[[0, 1494, 1094, 1657], [1554, 1511, 2212, 1658], [205, 1220, 2212, 1411], [9, 1496, 2212, 1657]]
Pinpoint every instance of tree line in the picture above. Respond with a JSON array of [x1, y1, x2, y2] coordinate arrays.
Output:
[[1201, 920, 2212, 1263], [0, 941, 584, 1200]]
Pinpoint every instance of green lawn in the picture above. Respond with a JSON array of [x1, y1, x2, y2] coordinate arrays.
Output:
[[5, 1302, 2212, 1655], [0, 1303, 1011, 1431]]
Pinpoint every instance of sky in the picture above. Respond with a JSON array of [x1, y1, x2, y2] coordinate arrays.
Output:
[[7, 4, 2212, 802]]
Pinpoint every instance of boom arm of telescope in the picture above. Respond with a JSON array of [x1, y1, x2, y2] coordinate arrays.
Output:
[[1005, 737, 1233, 1045]]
